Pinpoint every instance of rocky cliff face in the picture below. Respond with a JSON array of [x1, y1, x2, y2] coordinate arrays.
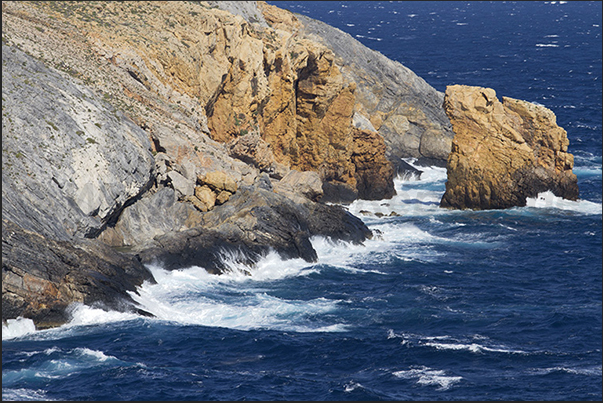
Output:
[[291, 5, 454, 168], [440, 85, 579, 210], [7, 1, 436, 328]]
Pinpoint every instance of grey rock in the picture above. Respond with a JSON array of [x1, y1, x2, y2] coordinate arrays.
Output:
[[137, 186, 371, 273], [98, 187, 202, 247], [167, 170, 194, 199], [2, 44, 155, 240], [273, 170, 324, 202], [207, 1, 269, 28], [2, 220, 154, 329], [352, 112, 377, 132]]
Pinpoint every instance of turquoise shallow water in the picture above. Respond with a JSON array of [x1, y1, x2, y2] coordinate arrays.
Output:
[[3, 1, 602, 400]]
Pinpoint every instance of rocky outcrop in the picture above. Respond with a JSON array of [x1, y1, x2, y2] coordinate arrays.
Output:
[[289, 5, 454, 168], [1, 43, 155, 241], [2, 220, 154, 329], [440, 85, 579, 210], [138, 184, 371, 274], [1, 0, 450, 329]]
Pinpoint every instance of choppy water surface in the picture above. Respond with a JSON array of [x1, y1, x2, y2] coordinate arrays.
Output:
[[3, 1, 601, 400]]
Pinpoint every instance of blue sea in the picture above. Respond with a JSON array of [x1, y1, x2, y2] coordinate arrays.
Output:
[[3, 1, 602, 400]]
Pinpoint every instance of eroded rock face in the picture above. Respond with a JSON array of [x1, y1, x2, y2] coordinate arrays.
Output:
[[440, 85, 579, 210], [290, 6, 454, 167], [2, 220, 154, 329], [137, 184, 371, 273]]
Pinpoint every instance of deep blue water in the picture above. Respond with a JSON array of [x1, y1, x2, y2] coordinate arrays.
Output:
[[3, 1, 602, 401]]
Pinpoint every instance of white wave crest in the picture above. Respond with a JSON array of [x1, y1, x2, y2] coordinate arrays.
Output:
[[129, 265, 347, 333], [2, 388, 54, 401], [529, 366, 602, 376], [393, 366, 462, 390], [525, 191, 602, 214], [2, 317, 36, 340], [423, 341, 527, 354]]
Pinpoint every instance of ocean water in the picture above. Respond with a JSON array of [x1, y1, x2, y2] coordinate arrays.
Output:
[[2, 1, 601, 401]]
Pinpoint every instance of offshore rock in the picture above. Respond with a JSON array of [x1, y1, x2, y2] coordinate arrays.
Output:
[[440, 85, 579, 210]]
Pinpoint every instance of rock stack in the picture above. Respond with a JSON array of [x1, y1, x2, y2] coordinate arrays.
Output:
[[440, 85, 579, 210]]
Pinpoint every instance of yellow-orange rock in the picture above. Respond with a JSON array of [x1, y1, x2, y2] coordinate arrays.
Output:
[[440, 85, 578, 210]]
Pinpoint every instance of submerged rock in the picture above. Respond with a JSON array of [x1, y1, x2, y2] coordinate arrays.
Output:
[[440, 85, 579, 210]]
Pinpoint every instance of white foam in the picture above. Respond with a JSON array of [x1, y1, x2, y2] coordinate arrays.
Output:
[[525, 191, 602, 215], [74, 347, 116, 362], [129, 265, 347, 333], [423, 341, 527, 354], [393, 366, 462, 390], [2, 388, 54, 401], [343, 381, 364, 393], [2, 317, 36, 340], [347, 162, 448, 219], [63, 303, 141, 328], [536, 43, 559, 47]]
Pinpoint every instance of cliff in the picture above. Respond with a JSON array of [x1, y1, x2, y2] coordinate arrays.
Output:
[[3, 1, 452, 328], [440, 85, 579, 210]]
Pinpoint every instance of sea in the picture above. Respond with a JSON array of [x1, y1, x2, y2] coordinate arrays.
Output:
[[2, 1, 602, 401]]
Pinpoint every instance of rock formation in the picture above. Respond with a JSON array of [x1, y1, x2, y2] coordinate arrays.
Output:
[[2, 1, 454, 329], [440, 85, 579, 210]]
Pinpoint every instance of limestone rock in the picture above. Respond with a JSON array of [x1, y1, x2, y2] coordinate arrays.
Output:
[[292, 10, 454, 166], [440, 85, 579, 210], [137, 185, 372, 273], [1, 43, 155, 240], [352, 128, 396, 200], [99, 187, 203, 247], [215, 190, 233, 205], [227, 132, 289, 179], [198, 171, 238, 194], [195, 185, 217, 212], [168, 170, 195, 199], [273, 170, 324, 202]]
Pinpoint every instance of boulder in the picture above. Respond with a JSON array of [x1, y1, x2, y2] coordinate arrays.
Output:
[[168, 170, 195, 199], [198, 171, 238, 194], [194, 185, 217, 212], [273, 170, 324, 202], [440, 85, 579, 210]]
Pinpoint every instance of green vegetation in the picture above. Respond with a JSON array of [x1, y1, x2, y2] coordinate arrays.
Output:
[[46, 120, 58, 131]]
